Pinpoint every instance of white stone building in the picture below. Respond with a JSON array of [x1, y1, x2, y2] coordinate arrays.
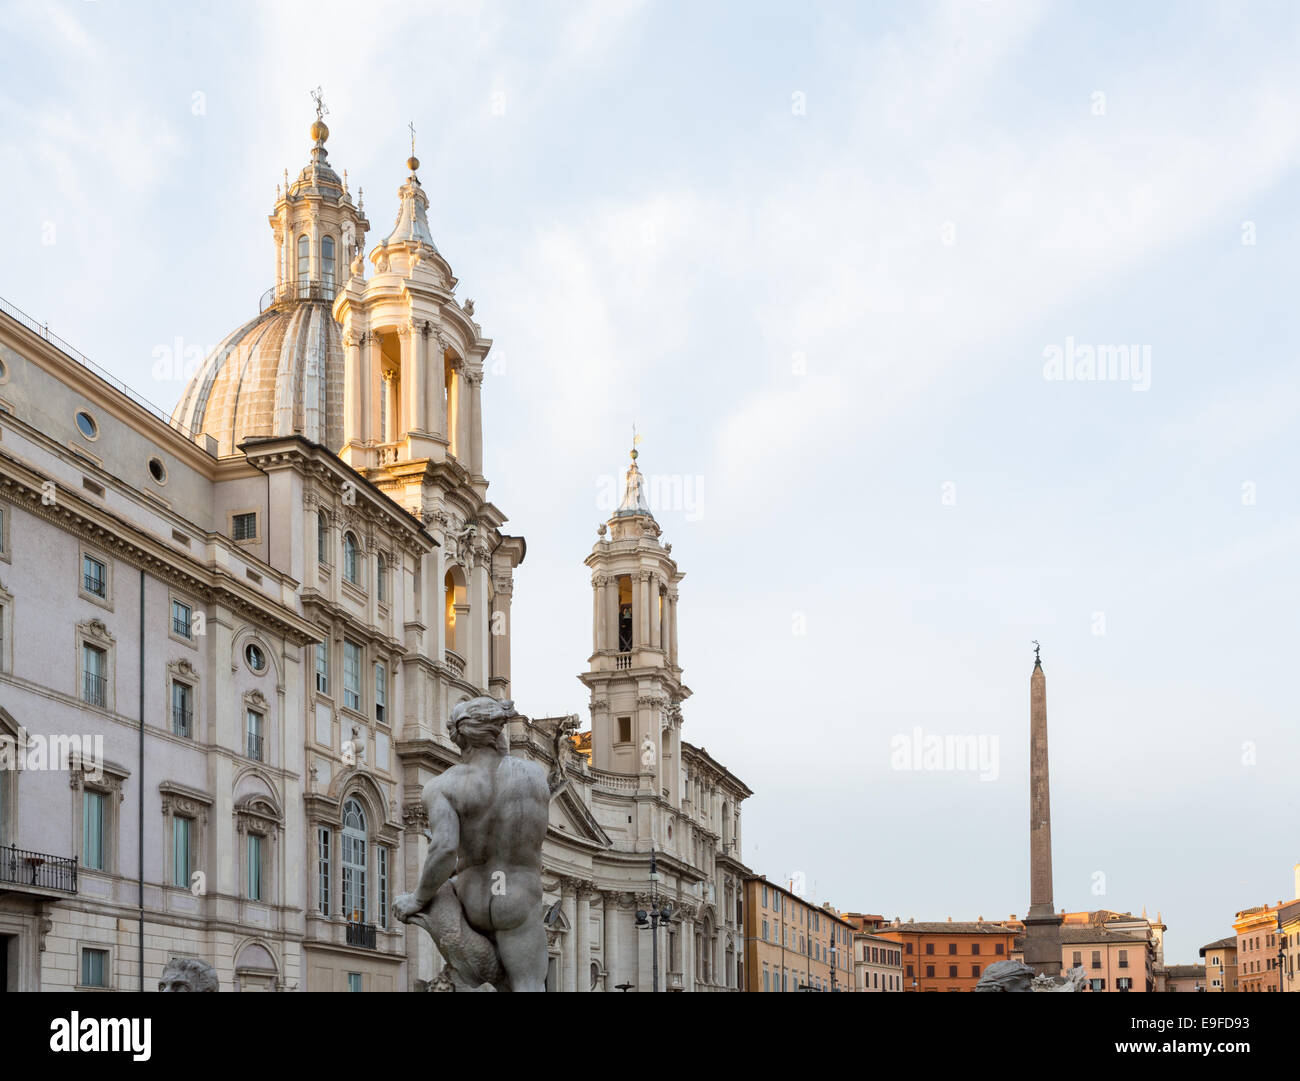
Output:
[[0, 115, 748, 991]]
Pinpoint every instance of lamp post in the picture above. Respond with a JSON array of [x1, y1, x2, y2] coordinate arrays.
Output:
[[635, 846, 673, 992], [830, 934, 839, 992]]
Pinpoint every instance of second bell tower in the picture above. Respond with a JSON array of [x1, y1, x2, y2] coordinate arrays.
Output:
[[580, 446, 688, 794]]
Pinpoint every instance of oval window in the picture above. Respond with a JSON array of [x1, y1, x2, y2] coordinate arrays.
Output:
[[75, 410, 98, 439], [148, 456, 167, 484], [245, 643, 267, 672]]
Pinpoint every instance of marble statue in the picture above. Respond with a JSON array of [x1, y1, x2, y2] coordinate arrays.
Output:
[[158, 957, 219, 992], [974, 959, 1089, 992], [393, 697, 549, 991]]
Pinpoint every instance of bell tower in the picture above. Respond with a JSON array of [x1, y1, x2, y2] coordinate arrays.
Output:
[[580, 444, 688, 799]]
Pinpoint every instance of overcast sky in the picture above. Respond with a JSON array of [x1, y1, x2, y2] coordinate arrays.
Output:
[[3, 0, 1298, 965]]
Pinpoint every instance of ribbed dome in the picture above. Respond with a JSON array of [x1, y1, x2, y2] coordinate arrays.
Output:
[[172, 300, 343, 456]]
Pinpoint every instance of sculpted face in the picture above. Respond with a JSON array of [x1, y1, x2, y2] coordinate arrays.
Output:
[[158, 958, 218, 992]]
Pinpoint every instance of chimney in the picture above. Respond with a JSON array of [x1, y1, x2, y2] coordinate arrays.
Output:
[[947, 916, 953, 922]]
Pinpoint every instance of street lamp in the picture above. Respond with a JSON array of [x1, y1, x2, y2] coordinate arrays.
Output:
[[635, 846, 673, 992], [829, 935, 838, 992]]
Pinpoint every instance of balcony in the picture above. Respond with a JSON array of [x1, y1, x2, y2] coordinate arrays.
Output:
[[82, 671, 107, 708], [258, 279, 339, 313], [246, 732, 264, 761], [172, 708, 192, 738], [615, 652, 632, 671], [346, 920, 377, 950], [444, 649, 466, 678], [1, 844, 78, 895]]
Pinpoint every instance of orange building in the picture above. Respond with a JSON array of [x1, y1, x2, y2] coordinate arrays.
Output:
[[742, 876, 855, 992], [876, 918, 1018, 992], [1234, 904, 1282, 993]]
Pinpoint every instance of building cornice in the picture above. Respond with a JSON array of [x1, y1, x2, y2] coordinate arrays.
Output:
[[0, 451, 321, 646]]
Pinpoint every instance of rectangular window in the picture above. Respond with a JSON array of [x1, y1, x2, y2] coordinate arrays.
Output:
[[971, 943, 980, 955], [1092, 950, 1102, 970], [378, 847, 388, 930], [171, 599, 192, 638], [317, 828, 331, 916], [948, 965, 957, 978], [1119, 949, 1129, 968], [82, 644, 107, 707], [948, 942, 957, 954], [1073, 950, 1082, 967], [172, 816, 191, 888], [995, 943, 1004, 955], [347, 972, 362, 993], [762, 920, 768, 942], [172, 681, 192, 738], [83, 790, 106, 870], [247, 834, 263, 901], [231, 512, 257, 541], [343, 640, 361, 711], [925, 964, 935, 978], [246, 709, 264, 761], [81, 948, 109, 988], [617, 716, 631, 743], [83, 554, 107, 598], [375, 661, 387, 724], [764, 970, 770, 993], [925, 943, 934, 954], [315, 640, 329, 695], [972, 965, 981, 978]]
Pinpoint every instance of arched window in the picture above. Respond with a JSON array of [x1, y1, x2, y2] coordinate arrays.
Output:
[[341, 798, 367, 923], [321, 236, 335, 290], [342, 532, 359, 586], [317, 510, 329, 566], [297, 235, 310, 282], [376, 553, 387, 604]]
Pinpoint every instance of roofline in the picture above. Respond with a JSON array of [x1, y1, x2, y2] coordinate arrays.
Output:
[[238, 434, 437, 548]]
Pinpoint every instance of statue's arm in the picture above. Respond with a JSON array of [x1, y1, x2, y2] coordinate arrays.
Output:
[[394, 789, 459, 921], [413, 790, 459, 905]]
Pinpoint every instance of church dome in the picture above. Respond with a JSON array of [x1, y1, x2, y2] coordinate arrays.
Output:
[[171, 301, 344, 456], [172, 111, 367, 456]]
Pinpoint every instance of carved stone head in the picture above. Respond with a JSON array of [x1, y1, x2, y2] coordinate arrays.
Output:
[[158, 956, 219, 992]]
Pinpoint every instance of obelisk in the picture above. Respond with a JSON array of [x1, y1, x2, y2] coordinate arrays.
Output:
[[1022, 642, 1062, 978]]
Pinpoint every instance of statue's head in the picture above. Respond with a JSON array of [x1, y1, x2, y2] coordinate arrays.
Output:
[[158, 956, 219, 992], [449, 696, 516, 754], [972, 959, 1035, 992]]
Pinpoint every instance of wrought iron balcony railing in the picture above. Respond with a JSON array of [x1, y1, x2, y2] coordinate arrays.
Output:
[[246, 732, 264, 761], [1, 844, 78, 894], [259, 279, 339, 313], [346, 920, 377, 950]]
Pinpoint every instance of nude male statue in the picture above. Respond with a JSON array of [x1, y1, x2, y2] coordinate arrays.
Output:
[[392, 696, 549, 991]]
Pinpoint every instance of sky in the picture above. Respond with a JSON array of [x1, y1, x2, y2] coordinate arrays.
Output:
[[3, 0, 1298, 965]]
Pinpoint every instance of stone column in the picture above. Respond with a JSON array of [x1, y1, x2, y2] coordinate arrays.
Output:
[[456, 372, 473, 468], [561, 880, 577, 993], [366, 333, 385, 447], [343, 332, 364, 446], [591, 576, 601, 654], [650, 577, 662, 649], [490, 574, 512, 695], [468, 369, 483, 477], [408, 321, 427, 434], [592, 892, 607, 991], [425, 332, 445, 440], [667, 592, 678, 666], [637, 573, 650, 647], [575, 885, 591, 992], [606, 578, 619, 653]]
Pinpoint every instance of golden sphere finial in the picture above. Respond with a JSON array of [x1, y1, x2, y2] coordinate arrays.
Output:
[[311, 118, 329, 144], [407, 155, 420, 173]]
